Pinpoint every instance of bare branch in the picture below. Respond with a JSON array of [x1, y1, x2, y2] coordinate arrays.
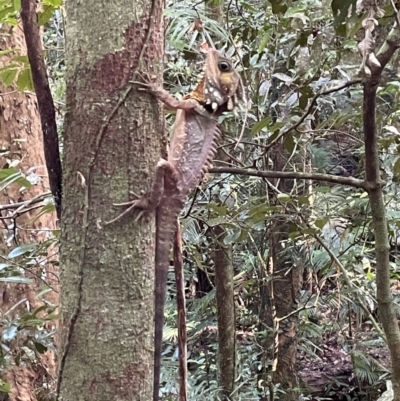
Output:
[[0, 192, 51, 211], [375, 19, 400, 72], [209, 167, 367, 189]]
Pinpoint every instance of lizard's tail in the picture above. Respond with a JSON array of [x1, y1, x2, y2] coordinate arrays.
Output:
[[153, 210, 179, 401]]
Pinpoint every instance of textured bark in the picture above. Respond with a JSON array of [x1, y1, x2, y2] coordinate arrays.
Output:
[[0, 25, 58, 401], [364, 26, 400, 399], [20, 0, 62, 218], [214, 226, 236, 400], [58, 0, 164, 400], [354, 21, 400, 401], [257, 217, 302, 401]]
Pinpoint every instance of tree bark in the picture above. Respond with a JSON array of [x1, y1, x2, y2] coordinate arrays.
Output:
[[214, 225, 236, 400], [258, 216, 302, 401], [58, 0, 164, 400], [21, 0, 62, 218], [364, 22, 400, 400], [257, 131, 302, 401]]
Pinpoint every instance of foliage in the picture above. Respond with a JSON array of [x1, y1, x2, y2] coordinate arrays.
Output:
[[160, 0, 400, 399]]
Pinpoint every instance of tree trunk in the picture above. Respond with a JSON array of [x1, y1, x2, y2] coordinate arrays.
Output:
[[0, 25, 58, 401], [364, 23, 400, 400], [258, 143, 302, 401], [58, 0, 164, 400], [213, 225, 236, 399]]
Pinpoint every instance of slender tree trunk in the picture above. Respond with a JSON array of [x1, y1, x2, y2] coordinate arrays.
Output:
[[364, 24, 400, 399], [0, 25, 58, 401], [58, 0, 164, 400], [258, 143, 302, 401], [214, 226, 236, 399]]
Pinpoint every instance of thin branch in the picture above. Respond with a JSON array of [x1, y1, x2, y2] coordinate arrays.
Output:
[[375, 18, 400, 71], [20, 0, 62, 219], [209, 166, 368, 189], [390, 0, 400, 29], [0, 192, 51, 211], [264, 79, 363, 152]]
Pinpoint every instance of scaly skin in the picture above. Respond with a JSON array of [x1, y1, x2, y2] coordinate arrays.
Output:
[[109, 48, 245, 401]]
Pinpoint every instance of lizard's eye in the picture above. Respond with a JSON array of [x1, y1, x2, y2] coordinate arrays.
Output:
[[218, 61, 232, 72]]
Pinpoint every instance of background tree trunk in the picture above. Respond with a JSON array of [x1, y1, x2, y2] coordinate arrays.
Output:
[[0, 24, 58, 401], [258, 143, 302, 401], [58, 0, 164, 399], [213, 226, 236, 400]]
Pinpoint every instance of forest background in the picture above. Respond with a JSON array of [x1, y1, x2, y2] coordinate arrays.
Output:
[[1, 0, 400, 400]]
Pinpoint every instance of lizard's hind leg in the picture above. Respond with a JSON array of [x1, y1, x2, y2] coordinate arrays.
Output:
[[105, 159, 177, 225]]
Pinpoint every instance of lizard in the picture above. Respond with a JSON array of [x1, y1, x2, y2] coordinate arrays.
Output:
[[107, 48, 245, 401]]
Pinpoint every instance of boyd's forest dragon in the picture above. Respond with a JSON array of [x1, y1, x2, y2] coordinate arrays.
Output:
[[109, 48, 245, 401]]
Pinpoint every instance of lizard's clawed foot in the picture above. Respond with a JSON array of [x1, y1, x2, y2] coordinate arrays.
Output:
[[105, 192, 148, 225], [130, 72, 158, 91]]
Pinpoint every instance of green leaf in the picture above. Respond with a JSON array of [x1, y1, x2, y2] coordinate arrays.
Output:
[[207, 217, 226, 227], [33, 341, 48, 354], [8, 243, 37, 258], [251, 116, 272, 135], [257, 31, 270, 53], [0, 168, 32, 191], [0, 380, 11, 393], [299, 86, 313, 110], [331, 0, 356, 37], [16, 67, 34, 91], [28, 203, 56, 225], [0, 6, 14, 22], [0, 167, 21, 179], [393, 157, 400, 182], [205, 203, 228, 216], [277, 193, 291, 202], [11, 55, 29, 64], [0, 49, 14, 56], [269, 0, 287, 14], [13, 0, 20, 11], [0, 65, 18, 87], [44, 0, 63, 5], [284, 132, 295, 153], [315, 217, 329, 229], [38, 4, 55, 26]]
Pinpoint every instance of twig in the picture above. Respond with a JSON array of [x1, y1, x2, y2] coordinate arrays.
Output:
[[0, 192, 51, 211]]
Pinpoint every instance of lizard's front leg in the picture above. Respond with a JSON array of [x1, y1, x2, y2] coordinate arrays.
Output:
[[132, 80, 208, 115], [106, 159, 178, 224]]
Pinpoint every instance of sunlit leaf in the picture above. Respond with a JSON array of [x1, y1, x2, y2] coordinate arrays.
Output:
[[8, 243, 37, 258], [2, 325, 18, 341]]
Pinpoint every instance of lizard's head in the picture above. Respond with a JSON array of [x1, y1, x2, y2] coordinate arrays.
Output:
[[194, 49, 245, 114]]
